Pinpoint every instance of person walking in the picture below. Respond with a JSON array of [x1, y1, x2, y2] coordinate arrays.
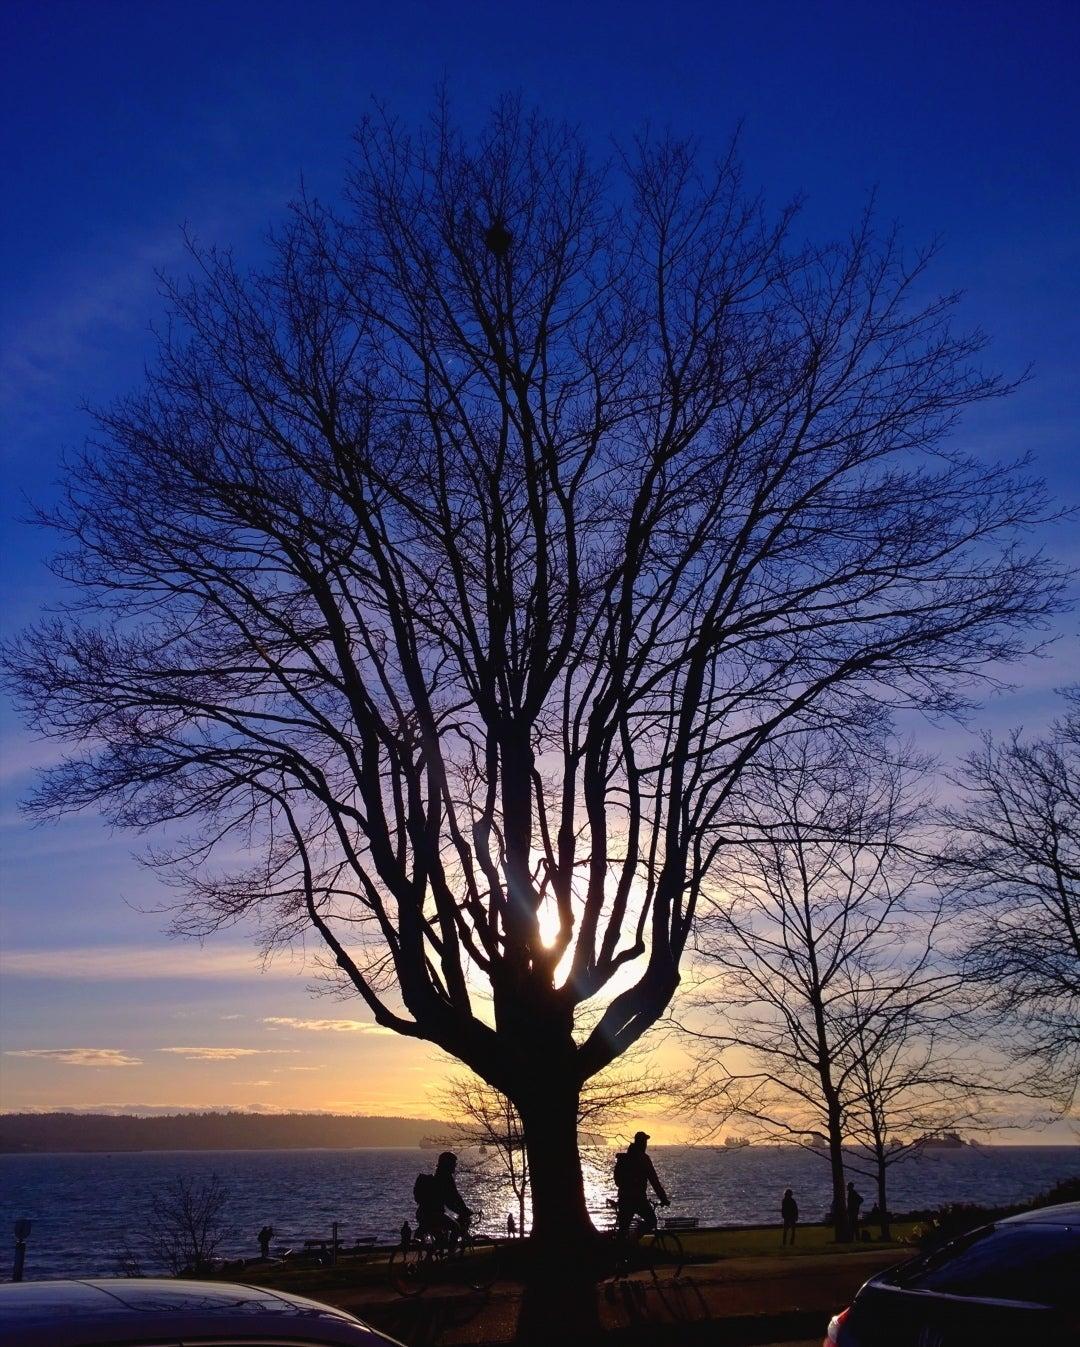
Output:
[[846, 1182, 864, 1242], [257, 1225, 274, 1259], [780, 1189, 798, 1245]]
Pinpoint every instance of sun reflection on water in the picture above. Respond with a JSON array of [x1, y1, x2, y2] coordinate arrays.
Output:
[[465, 1146, 616, 1236]]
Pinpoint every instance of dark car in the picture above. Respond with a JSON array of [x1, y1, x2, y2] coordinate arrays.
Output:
[[824, 1200, 1080, 1347], [0, 1278, 402, 1347]]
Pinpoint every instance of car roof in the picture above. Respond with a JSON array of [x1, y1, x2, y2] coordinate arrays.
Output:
[[0, 1278, 391, 1347], [999, 1200, 1080, 1227]]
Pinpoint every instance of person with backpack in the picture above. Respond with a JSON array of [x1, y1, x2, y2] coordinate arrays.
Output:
[[413, 1151, 472, 1245], [614, 1131, 670, 1240]]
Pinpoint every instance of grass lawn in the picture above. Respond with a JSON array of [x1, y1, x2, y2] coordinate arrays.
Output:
[[680, 1221, 917, 1260], [234, 1253, 395, 1298], [223, 1221, 917, 1303]]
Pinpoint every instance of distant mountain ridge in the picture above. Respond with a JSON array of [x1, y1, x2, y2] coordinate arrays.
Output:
[[0, 1111, 442, 1153]]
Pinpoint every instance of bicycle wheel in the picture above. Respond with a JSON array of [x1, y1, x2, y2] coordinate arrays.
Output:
[[454, 1233, 501, 1293], [651, 1229, 684, 1280], [388, 1240, 429, 1297]]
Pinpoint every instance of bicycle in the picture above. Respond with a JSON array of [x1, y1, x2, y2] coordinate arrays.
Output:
[[609, 1198, 686, 1284], [387, 1210, 501, 1298]]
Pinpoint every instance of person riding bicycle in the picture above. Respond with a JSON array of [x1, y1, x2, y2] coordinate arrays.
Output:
[[413, 1150, 472, 1245], [614, 1130, 669, 1239]]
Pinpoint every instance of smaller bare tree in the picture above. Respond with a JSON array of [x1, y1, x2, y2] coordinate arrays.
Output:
[[113, 1236, 144, 1278], [939, 690, 1080, 1113], [147, 1173, 231, 1275], [433, 1074, 530, 1235], [680, 736, 963, 1240], [841, 1004, 986, 1237]]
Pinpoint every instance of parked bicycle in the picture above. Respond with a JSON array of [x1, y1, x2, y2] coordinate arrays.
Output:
[[387, 1210, 501, 1298]]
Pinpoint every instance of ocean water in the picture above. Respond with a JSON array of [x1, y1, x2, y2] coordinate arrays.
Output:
[[1, 1144, 1076, 1280]]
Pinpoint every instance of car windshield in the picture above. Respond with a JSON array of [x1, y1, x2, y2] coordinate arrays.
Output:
[[890, 1222, 1079, 1307]]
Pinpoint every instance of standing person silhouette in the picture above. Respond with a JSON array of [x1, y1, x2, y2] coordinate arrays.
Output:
[[781, 1189, 798, 1245], [846, 1181, 864, 1242], [614, 1131, 670, 1240], [257, 1225, 274, 1259], [413, 1151, 472, 1246]]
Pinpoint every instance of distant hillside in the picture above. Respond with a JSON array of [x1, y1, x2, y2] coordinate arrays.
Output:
[[0, 1111, 442, 1153]]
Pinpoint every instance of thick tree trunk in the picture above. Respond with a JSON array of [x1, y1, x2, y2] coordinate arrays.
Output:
[[518, 1081, 594, 1255], [515, 1078, 600, 1344]]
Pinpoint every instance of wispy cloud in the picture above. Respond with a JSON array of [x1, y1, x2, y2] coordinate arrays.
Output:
[[2, 945, 303, 981], [5, 1048, 142, 1068], [158, 1046, 298, 1061], [263, 1016, 394, 1034]]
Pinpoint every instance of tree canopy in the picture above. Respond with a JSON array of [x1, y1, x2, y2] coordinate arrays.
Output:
[[3, 99, 1063, 1247]]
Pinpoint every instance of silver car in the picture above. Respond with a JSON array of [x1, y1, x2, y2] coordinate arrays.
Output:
[[0, 1278, 401, 1347]]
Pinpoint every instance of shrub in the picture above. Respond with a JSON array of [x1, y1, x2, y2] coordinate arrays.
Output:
[[910, 1175, 1080, 1250]]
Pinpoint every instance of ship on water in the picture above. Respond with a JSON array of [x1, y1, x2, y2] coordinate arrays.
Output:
[[917, 1130, 973, 1149]]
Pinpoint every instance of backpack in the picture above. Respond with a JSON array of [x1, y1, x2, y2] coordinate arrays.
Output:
[[413, 1172, 437, 1206], [613, 1151, 629, 1188]]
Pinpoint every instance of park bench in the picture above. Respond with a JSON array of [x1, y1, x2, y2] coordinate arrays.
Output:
[[662, 1216, 699, 1230], [301, 1237, 335, 1265], [300, 1234, 380, 1264]]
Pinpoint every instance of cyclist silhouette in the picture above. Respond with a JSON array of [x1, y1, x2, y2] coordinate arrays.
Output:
[[614, 1130, 669, 1239], [413, 1150, 473, 1244]]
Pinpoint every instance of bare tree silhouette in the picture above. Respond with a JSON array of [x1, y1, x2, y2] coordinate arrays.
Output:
[[680, 738, 976, 1240], [3, 97, 1063, 1274], [940, 689, 1080, 1114], [842, 989, 989, 1239], [433, 1074, 531, 1237], [147, 1173, 231, 1275]]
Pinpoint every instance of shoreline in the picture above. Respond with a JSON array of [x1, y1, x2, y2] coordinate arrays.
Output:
[[3, 1140, 1077, 1156]]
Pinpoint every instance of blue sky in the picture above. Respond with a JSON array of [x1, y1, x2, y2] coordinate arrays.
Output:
[[0, 0, 1077, 1130]]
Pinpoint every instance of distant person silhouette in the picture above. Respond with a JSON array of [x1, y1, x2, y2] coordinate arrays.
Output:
[[614, 1130, 670, 1240], [413, 1150, 472, 1245], [846, 1182, 863, 1242], [507, 1213, 517, 1238], [257, 1225, 274, 1259], [781, 1188, 798, 1245]]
